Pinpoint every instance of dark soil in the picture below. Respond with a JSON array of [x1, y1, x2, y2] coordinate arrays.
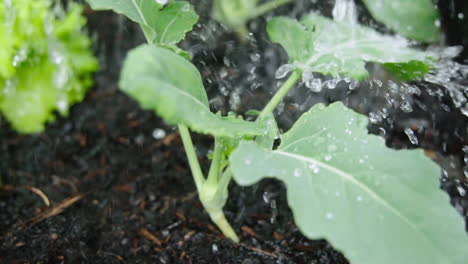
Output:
[[1, 0, 467, 263]]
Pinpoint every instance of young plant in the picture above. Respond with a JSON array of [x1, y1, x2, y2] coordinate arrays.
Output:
[[87, 1, 468, 263], [0, 0, 98, 133]]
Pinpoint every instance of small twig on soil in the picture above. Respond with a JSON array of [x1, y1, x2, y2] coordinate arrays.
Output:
[[140, 227, 163, 246], [0, 184, 51, 207], [239, 243, 278, 258], [241, 226, 257, 238], [25, 194, 85, 227]]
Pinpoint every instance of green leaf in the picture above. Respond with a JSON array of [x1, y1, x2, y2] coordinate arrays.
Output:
[[267, 14, 433, 80], [267, 17, 314, 63], [151, 1, 198, 44], [119, 44, 264, 138], [86, 0, 198, 45], [230, 102, 468, 264], [383, 60, 431, 81], [362, 0, 440, 43], [87, 0, 162, 25]]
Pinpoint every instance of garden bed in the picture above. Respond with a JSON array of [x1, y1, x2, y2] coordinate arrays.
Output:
[[1, 0, 467, 263]]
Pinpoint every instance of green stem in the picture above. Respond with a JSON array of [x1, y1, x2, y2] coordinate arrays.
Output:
[[207, 208, 239, 242], [179, 126, 238, 241], [207, 138, 224, 186], [178, 124, 205, 191], [216, 168, 233, 196], [258, 69, 302, 121], [250, 0, 293, 19]]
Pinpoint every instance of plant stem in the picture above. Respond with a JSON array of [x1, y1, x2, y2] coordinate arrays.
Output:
[[179, 126, 238, 242], [258, 69, 302, 121], [251, 0, 293, 19], [217, 168, 233, 195], [178, 124, 205, 191], [207, 138, 224, 186], [207, 208, 240, 242]]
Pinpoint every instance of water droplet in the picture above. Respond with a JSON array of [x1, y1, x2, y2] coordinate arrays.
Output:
[[275, 64, 294, 79], [325, 212, 334, 220], [374, 80, 383, 87], [356, 196, 363, 202], [348, 80, 359, 90], [379, 127, 386, 136], [263, 192, 273, 203], [308, 163, 320, 173], [56, 100, 68, 112], [324, 155, 332, 161], [212, 243, 218, 253], [181, 4, 190, 11], [335, 191, 341, 197], [294, 168, 302, 177], [155, 0, 168, 4], [53, 65, 70, 89], [12, 48, 27, 67], [369, 112, 382, 123], [324, 78, 339, 89], [250, 53, 261, 62], [400, 100, 413, 113], [305, 78, 323, 92], [404, 128, 419, 145], [152, 128, 166, 140]]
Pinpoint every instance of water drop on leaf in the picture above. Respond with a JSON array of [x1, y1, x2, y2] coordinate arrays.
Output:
[[275, 64, 294, 79]]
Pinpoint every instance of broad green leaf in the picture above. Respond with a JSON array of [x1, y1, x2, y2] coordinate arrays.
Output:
[[86, 0, 163, 26], [119, 44, 263, 138], [267, 17, 314, 63], [150, 1, 198, 44], [383, 60, 431, 81], [230, 102, 468, 264], [268, 14, 433, 80], [362, 0, 440, 43], [86, 0, 197, 44]]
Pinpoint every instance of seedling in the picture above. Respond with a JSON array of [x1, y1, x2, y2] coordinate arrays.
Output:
[[87, 1, 468, 263]]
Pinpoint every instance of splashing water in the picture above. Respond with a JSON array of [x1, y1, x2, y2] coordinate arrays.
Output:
[[404, 128, 419, 145], [424, 48, 468, 117], [275, 64, 294, 79], [332, 0, 358, 24]]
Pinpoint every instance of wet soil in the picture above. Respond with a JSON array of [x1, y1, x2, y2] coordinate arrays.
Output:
[[1, 0, 467, 263]]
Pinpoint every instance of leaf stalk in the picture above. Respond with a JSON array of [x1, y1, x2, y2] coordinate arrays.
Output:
[[207, 137, 224, 186], [178, 124, 205, 191], [258, 69, 302, 121]]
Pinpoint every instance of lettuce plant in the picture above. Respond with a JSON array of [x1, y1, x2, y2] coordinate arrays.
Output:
[[0, 0, 98, 133], [87, 1, 468, 263]]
